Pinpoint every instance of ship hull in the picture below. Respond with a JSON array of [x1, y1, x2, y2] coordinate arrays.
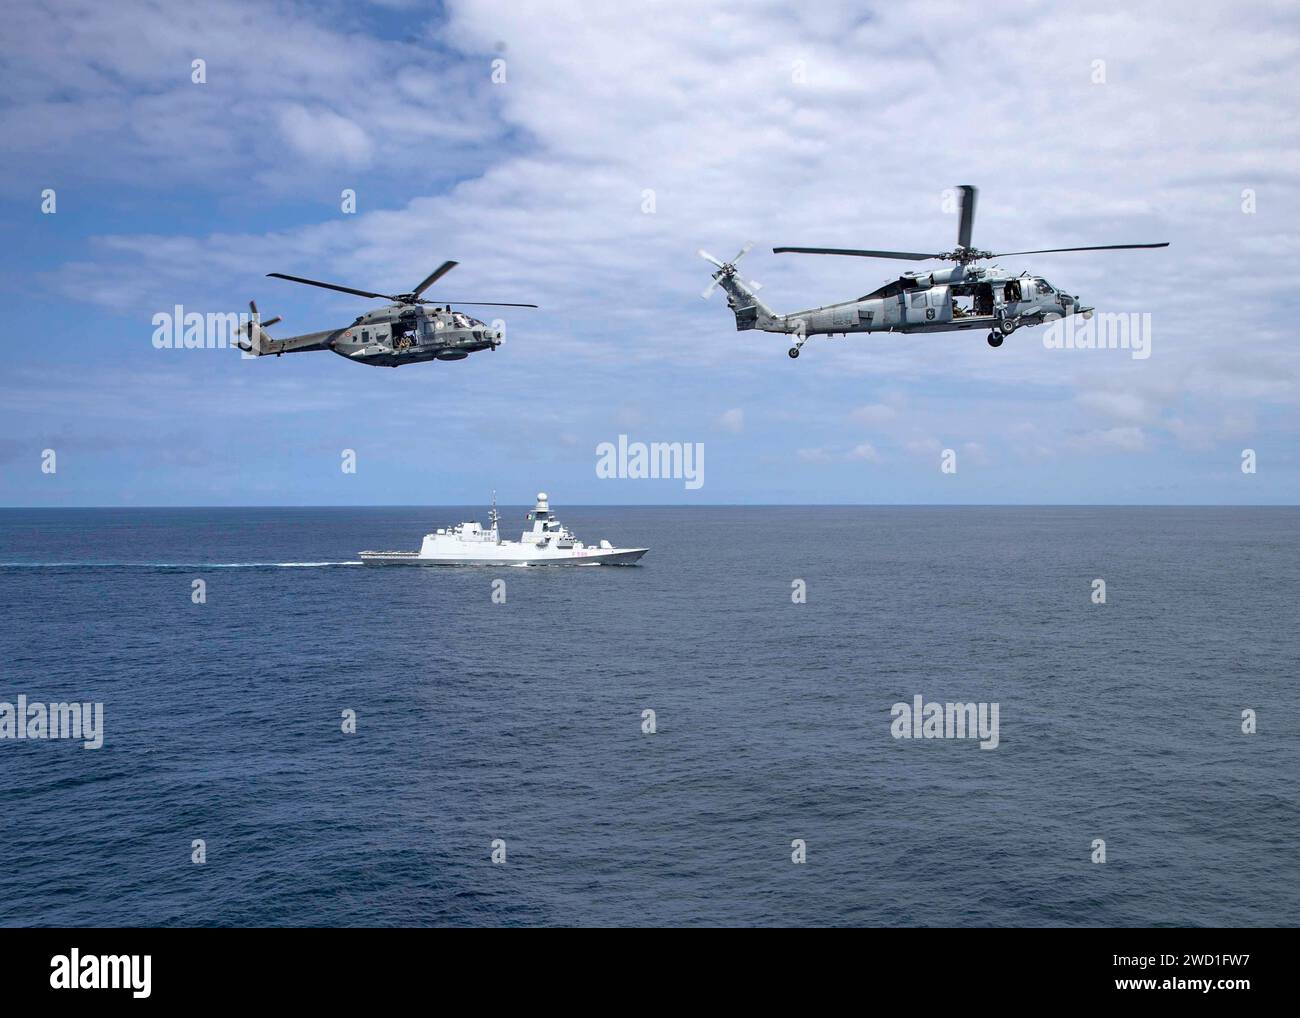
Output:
[[359, 548, 648, 567]]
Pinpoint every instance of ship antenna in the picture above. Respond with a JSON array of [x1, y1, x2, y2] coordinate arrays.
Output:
[[489, 490, 499, 530]]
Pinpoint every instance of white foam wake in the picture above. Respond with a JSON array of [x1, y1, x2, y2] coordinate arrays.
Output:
[[0, 561, 364, 569]]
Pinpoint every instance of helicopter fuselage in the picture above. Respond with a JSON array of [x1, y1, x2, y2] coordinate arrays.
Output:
[[330, 304, 503, 367], [727, 264, 1089, 340], [247, 303, 504, 367]]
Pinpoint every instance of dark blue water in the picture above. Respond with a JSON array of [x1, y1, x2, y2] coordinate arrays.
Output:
[[0, 507, 1295, 927]]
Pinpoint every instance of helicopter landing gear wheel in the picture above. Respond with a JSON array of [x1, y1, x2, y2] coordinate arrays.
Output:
[[987, 331, 1004, 348], [998, 317, 1017, 336], [788, 347, 800, 359]]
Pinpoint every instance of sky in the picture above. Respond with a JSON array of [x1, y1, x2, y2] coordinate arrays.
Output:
[[0, 0, 1297, 506]]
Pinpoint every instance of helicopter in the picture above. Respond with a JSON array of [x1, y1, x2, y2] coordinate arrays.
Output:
[[699, 186, 1167, 358], [239, 261, 537, 367]]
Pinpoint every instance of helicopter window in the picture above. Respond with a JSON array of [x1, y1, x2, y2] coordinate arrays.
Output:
[[1035, 278, 1054, 294], [909, 292, 927, 308], [361, 329, 370, 342]]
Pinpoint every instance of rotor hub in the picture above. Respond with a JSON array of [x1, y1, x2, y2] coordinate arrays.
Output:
[[941, 247, 993, 264]]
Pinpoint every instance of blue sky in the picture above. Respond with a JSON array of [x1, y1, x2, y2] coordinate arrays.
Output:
[[1, 0, 1297, 506]]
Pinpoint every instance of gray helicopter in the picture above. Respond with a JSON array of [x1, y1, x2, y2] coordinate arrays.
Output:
[[240, 261, 536, 367], [700, 186, 1167, 357]]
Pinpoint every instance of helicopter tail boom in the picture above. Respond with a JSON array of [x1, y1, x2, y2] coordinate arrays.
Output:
[[239, 301, 334, 357], [242, 328, 336, 357]]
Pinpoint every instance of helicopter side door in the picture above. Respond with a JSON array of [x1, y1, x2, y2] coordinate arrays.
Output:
[[927, 285, 950, 327], [1002, 278, 1024, 317], [905, 287, 949, 327], [417, 317, 438, 347], [360, 324, 390, 349], [904, 289, 930, 327]]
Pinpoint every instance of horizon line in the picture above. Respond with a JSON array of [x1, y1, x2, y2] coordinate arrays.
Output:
[[1, 503, 1297, 510]]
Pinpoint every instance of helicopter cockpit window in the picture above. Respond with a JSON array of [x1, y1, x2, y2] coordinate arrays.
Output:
[[1035, 278, 1055, 294]]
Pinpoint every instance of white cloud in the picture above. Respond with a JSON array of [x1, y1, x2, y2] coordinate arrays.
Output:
[[718, 408, 744, 434], [1076, 390, 1152, 425], [904, 437, 942, 457], [0, 0, 500, 195], [278, 105, 373, 167], [1071, 426, 1149, 454], [850, 403, 896, 426]]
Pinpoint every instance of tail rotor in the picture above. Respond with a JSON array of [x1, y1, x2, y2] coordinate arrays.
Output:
[[249, 299, 282, 329], [698, 242, 756, 299], [241, 299, 282, 354]]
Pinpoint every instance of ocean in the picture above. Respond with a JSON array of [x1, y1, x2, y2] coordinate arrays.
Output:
[[0, 506, 1295, 927]]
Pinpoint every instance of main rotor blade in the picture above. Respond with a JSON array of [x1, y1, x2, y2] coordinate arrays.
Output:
[[411, 260, 459, 297], [426, 300, 539, 308], [956, 185, 977, 251], [773, 246, 944, 261], [266, 273, 391, 301], [988, 242, 1170, 257]]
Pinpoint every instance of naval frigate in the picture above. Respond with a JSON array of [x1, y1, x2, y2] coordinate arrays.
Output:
[[359, 493, 648, 566]]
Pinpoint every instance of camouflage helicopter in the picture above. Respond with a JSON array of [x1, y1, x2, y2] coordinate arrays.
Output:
[[240, 261, 536, 367], [699, 186, 1167, 358]]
